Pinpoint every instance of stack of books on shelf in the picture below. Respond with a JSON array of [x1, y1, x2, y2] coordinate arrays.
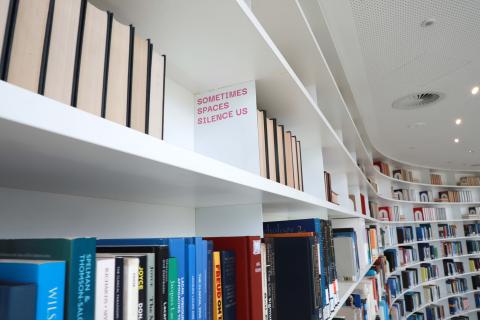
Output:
[[473, 275, 480, 289], [392, 168, 415, 182], [430, 174, 443, 185], [257, 110, 304, 191], [464, 223, 480, 236], [392, 188, 417, 201], [423, 284, 441, 303], [438, 224, 458, 239], [425, 304, 445, 320], [419, 190, 434, 202], [419, 263, 439, 282], [445, 278, 468, 294], [398, 246, 418, 266], [415, 224, 433, 241], [413, 207, 447, 221], [475, 292, 480, 308], [466, 240, 480, 254], [397, 226, 415, 244], [374, 160, 391, 176], [0, 0, 166, 139], [448, 296, 470, 315], [404, 291, 421, 312], [323, 171, 338, 204], [262, 218, 339, 320], [465, 206, 480, 218], [437, 190, 474, 203], [401, 268, 419, 289], [371, 204, 402, 221], [418, 243, 438, 261], [442, 241, 464, 257], [443, 259, 465, 276], [458, 176, 480, 186], [379, 225, 396, 248], [470, 258, 480, 272]]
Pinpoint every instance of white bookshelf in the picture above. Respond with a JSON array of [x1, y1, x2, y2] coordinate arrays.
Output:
[[2, 0, 480, 319]]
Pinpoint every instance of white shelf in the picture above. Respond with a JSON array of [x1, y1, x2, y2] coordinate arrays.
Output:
[[374, 193, 480, 206], [377, 219, 480, 225], [374, 169, 480, 189]]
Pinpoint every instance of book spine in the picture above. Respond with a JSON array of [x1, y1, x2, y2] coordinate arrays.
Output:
[[95, 259, 115, 320], [212, 251, 223, 320], [264, 238, 277, 320], [168, 258, 178, 320], [37, 0, 55, 94], [220, 251, 236, 320], [138, 256, 147, 320], [206, 241, 213, 320], [100, 11, 113, 118], [37, 262, 67, 320], [114, 257, 124, 320], [186, 243, 196, 320], [70, 238, 96, 320], [124, 258, 139, 320], [200, 240, 208, 320], [70, 0, 86, 107], [146, 254, 155, 320], [0, 0, 18, 80], [158, 246, 169, 320], [145, 40, 152, 134]]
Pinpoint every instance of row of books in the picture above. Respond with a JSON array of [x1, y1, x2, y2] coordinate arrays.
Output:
[[374, 160, 391, 176], [262, 218, 339, 320], [392, 188, 417, 201], [466, 240, 480, 254], [442, 241, 464, 256], [413, 207, 447, 222], [423, 284, 441, 303], [444, 259, 466, 276], [464, 223, 480, 236], [446, 277, 468, 294], [458, 176, 480, 186], [474, 275, 480, 289], [257, 110, 304, 191], [438, 190, 475, 203], [0, 0, 166, 138], [324, 171, 338, 204], [430, 174, 443, 185], [470, 258, 480, 272], [393, 169, 415, 183], [438, 224, 458, 239], [371, 204, 402, 221], [448, 296, 470, 315], [404, 291, 421, 312]]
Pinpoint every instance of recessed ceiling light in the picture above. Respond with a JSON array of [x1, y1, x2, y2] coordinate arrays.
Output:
[[454, 138, 460, 143], [421, 19, 435, 28], [468, 149, 474, 153], [455, 118, 462, 125], [472, 86, 479, 95]]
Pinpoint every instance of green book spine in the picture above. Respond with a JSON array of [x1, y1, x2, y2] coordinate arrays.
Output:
[[0, 238, 96, 320], [168, 257, 178, 320]]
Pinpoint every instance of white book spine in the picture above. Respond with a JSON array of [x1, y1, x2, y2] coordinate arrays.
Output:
[[95, 258, 115, 320], [124, 257, 140, 320]]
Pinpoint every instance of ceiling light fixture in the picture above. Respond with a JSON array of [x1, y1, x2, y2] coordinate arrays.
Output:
[[468, 149, 474, 153], [455, 118, 462, 125], [454, 138, 460, 143], [472, 86, 479, 95]]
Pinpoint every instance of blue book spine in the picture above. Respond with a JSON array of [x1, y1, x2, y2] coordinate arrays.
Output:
[[201, 240, 207, 320], [192, 238, 203, 320], [206, 241, 213, 320], [97, 238, 187, 320], [186, 243, 196, 320], [0, 261, 66, 320]]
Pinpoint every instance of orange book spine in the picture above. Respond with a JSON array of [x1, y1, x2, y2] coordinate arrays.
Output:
[[213, 251, 223, 320]]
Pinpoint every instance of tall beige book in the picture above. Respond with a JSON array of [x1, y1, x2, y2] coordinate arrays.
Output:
[[148, 50, 165, 139], [291, 135, 299, 190], [44, 0, 82, 105], [257, 110, 268, 178], [130, 35, 148, 132], [76, 2, 107, 116], [6, 0, 50, 92], [296, 140, 304, 191], [276, 124, 286, 185], [105, 18, 130, 125], [284, 131, 295, 188], [266, 118, 278, 182], [0, 0, 10, 56]]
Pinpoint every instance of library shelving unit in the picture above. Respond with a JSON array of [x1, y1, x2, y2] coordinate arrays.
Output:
[[1, 0, 479, 320]]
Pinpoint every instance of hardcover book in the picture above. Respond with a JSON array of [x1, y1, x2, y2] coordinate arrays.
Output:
[[0, 281, 37, 320]]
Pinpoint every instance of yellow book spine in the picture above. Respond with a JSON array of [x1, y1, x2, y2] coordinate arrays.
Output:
[[213, 251, 223, 320]]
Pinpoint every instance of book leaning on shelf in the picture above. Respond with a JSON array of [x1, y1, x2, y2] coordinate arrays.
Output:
[[257, 110, 304, 191], [0, 0, 166, 140]]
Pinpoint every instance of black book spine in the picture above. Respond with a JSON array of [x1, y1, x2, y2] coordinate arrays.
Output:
[[126, 25, 134, 127], [70, 0, 86, 107], [0, 0, 18, 81], [265, 238, 277, 320], [311, 235, 321, 319], [114, 257, 124, 320], [160, 54, 166, 140], [158, 246, 169, 320], [101, 11, 113, 118], [37, 0, 55, 94], [138, 256, 147, 320], [145, 40, 152, 134], [220, 251, 236, 320]]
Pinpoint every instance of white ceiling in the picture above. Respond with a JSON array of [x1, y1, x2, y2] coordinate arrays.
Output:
[[318, 0, 480, 170]]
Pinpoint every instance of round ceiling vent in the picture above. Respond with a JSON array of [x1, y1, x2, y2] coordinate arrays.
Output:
[[392, 92, 444, 110]]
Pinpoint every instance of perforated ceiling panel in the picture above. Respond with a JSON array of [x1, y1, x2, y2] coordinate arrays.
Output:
[[321, 0, 480, 169]]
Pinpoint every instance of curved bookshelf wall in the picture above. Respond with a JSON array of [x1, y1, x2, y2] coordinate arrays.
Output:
[[1, 0, 479, 319]]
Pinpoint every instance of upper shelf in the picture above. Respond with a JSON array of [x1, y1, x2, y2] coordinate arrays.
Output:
[[0, 80, 376, 220], [374, 168, 480, 189]]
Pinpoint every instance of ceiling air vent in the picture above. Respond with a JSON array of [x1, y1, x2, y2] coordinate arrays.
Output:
[[392, 92, 443, 110]]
